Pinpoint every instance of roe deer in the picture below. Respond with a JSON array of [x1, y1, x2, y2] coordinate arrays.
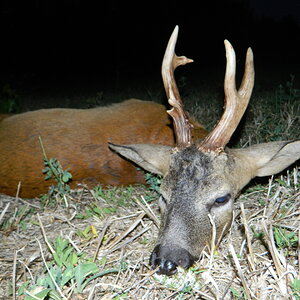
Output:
[[109, 26, 300, 275], [0, 100, 207, 198]]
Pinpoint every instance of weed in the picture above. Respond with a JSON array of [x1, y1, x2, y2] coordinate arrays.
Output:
[[76, 225, 98, 241], [39, 136, 72, 199], [112, 293, 129, 300], [76, 203, 117, 220], [92, 185, 133, 207], [251, 227, 264, 240], [0, 205, 34, 234], [291, 278, 300, 299], [144, 172, 161, 194], [273, 226, 298, 250], [16, 236, 120, 299], [230, 287, 248, 299]]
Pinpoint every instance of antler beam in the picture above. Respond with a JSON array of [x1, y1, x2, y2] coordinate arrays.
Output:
[[197, 40, 255, 153], [162, 25, 194, 147]]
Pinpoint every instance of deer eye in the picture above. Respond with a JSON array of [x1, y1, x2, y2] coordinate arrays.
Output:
[[214, 194, 231, 206]]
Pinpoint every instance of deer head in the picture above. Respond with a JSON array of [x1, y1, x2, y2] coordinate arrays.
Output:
[[109, 26, 300, 275]]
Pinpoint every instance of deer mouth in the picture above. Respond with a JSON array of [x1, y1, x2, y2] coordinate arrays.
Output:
[[150, 244, 195, 276]]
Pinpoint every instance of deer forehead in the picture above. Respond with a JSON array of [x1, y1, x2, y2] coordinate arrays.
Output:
[[160, 145, 237, 201]]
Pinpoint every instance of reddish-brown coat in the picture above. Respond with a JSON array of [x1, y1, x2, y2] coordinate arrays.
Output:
[[0, 99, 207, 198]]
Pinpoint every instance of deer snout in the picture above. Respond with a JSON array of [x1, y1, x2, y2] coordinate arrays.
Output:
[[150, 244, 195, 276]]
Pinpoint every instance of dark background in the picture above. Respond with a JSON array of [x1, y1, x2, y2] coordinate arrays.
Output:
[[0, 0, 299, 110]]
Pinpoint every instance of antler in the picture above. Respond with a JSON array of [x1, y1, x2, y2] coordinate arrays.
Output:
[[162, 25, 194, 147], [197, 40, 255, 153]]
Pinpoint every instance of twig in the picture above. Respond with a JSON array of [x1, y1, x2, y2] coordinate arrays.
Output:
[[270, 187, 284, 219], [261, 220, 288, 295], [13, 181, 22, 204], [194, 290, 216, 300], [108, 226, 150, 253], [38, 135, 64, 184], [267, 175, 274, 199], [93, 217, 111, 262], [38, 136, 48, 160], [18, 259, 34, 281], [261, 221, 285, 277], [240, 203, 256, 270], [208, 213, 216, 269], [112, 276, 149, 297], [37, 213, 55, 254], [135, 196, 160, 227], [141, 195, 160, 224], [67, 236, 81, 253], [123, 253, 144, 284], [107, 212, 146, 251], [0, 202, 10, 224], [12, 250, 17, 300], [229, 243, 253, 299]]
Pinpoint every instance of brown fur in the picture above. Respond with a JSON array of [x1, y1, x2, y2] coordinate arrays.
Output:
[[0, 99, 207, 198]]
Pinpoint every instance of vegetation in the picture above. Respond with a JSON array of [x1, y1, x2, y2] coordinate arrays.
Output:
[[39, 136, 73, 202], [0, 84, 19, 113]]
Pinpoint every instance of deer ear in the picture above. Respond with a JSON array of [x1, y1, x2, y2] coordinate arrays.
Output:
[[109, 143, 172, 176], [241, 140, 300, 177]]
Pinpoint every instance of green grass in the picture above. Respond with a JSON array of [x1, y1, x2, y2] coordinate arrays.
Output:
[[16, 236, 121, 299]]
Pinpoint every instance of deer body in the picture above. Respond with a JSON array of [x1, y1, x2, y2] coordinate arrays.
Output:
[[110, 26, 300, 275], [0, 98, 207, 198]]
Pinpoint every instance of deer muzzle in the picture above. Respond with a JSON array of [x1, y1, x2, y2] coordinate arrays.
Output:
[[150, 244, 195, 275]]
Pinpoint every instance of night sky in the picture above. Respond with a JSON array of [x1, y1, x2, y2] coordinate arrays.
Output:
[[0, 0, 299, 101]]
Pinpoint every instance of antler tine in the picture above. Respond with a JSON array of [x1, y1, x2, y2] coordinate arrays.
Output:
[[162, 25, 194, 147], [198, 40, 255, 153]]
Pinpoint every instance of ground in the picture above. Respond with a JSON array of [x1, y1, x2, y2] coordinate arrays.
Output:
[[0, 170, 299, 299]]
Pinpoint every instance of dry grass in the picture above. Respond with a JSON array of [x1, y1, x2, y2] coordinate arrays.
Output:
[[0, 168, 299, 299]]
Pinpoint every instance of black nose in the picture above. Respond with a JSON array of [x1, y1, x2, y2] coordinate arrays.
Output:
[[150, 245, 195, 276]]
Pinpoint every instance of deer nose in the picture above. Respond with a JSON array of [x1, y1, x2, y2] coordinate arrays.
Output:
[[150, 244, 195, 276]]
